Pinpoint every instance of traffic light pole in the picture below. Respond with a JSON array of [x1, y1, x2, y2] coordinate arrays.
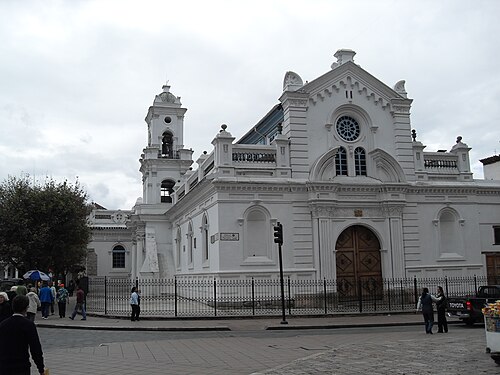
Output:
[[274, 221, 287, 325], [277, 240, 288, 325]]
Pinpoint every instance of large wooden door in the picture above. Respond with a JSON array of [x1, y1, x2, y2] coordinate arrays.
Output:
[[336, 225, 382, 299], [486, 253, 500, 284]]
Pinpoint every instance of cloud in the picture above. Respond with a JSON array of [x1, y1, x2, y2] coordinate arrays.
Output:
[[0, 0, 499, 208]]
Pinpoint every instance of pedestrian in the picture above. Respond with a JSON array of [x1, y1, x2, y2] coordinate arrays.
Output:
[[7, 286, 18, 302], [15, 280, 28, 296], [38, 282, 53, 320], [68, 280, 75, 297], [0, 295, 46, 375], [56, 283, 69, 318], [69, 284, 86, 321], [416, 287, 438, 334], [130, 287, 140, 321], [435, 285, 448, 333], [0, 292, 12, 323], [26, 287, 41, 322], [49, 281, 56, 315]]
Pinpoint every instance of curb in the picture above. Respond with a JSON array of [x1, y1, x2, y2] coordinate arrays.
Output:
[[265, 319, 464, 330], [35, 323, 231, 332], [266, 321, 423, 330]]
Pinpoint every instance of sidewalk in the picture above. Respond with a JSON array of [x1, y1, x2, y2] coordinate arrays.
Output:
[[35, 312, 439, 331]]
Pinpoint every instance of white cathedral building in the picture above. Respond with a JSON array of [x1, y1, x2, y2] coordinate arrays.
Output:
[[87, 49, 500, 286]]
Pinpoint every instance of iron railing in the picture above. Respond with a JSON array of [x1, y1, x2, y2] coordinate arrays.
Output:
[[84, 275, 499, 318]]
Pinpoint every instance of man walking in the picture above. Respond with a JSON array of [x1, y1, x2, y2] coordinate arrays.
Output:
[[0, 295, 46, 374], [69, 284, 86, 321], [38, 282, 53, 320]]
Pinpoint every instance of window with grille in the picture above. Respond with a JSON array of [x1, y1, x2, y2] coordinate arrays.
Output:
[[354, 147, 367, 176], [335, 147, 348, 176], [112, 245, 126, 268]]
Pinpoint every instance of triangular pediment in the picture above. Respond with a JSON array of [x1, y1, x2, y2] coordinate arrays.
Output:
[[302, 61, 410, 110]]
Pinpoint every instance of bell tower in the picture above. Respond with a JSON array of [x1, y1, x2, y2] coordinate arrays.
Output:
[[140, 84, 193, 204], [129, 84, 194, 280]]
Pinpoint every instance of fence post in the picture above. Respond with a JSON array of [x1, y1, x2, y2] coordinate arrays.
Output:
[[323, 278, 328, 315], [400, 278, 404, 311], [135, 277, 138, 289], [104, 276, 107, 316], [174, 277, 178, 317], [387, 278, 391, 312], [251, 278, 255, 316], [445, 276, 449, 297], [213, 278, 217, 317], [413, 276, 418, 307], [287, 277, 292, 315], [474, 275, 478, 295], [358, 277, 363, 313]]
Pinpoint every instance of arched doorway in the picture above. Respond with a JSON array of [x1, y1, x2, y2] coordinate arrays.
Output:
[[336, 225, 382, 299]]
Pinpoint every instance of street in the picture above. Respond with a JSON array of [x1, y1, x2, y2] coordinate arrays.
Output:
[[33, 324, 496, 374]]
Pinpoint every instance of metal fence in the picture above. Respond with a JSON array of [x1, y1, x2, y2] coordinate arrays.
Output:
[[84, 275, 498, 318]]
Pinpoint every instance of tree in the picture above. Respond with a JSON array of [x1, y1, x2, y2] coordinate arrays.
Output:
[[0, 175, 91, 277]]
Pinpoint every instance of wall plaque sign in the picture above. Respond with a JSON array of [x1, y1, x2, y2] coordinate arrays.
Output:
[[220, 233, 239, 241]]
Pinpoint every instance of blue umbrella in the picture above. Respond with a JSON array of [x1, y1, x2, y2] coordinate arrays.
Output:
[[23, 270, 51, 281]]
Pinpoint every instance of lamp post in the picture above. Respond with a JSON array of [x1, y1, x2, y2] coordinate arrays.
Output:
[[274, 222, 288, 324]]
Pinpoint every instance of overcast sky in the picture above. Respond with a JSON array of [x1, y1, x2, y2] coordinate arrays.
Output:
[[1, 0, 499, 209]]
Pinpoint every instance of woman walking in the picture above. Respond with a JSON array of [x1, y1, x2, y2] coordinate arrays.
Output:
[[435, 286, 448, 333], [417, 287, 437, 334], [26, 287, 41, 322]]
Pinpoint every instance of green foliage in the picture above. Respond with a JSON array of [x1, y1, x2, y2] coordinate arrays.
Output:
[[0, 175, 91, 276]]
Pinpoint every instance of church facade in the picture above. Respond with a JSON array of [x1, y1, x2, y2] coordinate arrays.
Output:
[[87, 49, 500, 286]]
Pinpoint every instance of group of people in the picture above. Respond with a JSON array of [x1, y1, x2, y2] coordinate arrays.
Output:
[[0, 294, 47, 374], [0, 278, 87, 374], [0, 279, 86, 324], [416, 285, 448, 334]]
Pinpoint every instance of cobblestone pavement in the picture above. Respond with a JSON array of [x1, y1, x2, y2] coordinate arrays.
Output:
[[252, 330, 494, 374], [32, 325, 497, 375]]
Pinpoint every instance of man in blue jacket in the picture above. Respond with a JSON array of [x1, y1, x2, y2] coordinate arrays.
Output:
[[38, 282, 53, 320], [0, 295, 46, 374]]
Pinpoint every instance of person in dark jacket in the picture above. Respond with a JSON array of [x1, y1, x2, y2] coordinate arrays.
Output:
[[69, 284, 86, 320], [0, 292, 12, 323], [0, 295, 46, 374], [435, 286, 448, 333], [416, 287, 438, 334]]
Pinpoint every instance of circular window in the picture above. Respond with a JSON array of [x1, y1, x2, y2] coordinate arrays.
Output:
[[336, 115, 360, 141], [164, 116, 172, 124]]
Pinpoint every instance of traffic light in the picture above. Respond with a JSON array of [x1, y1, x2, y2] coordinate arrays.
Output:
[[274, 222, 283, 245]]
